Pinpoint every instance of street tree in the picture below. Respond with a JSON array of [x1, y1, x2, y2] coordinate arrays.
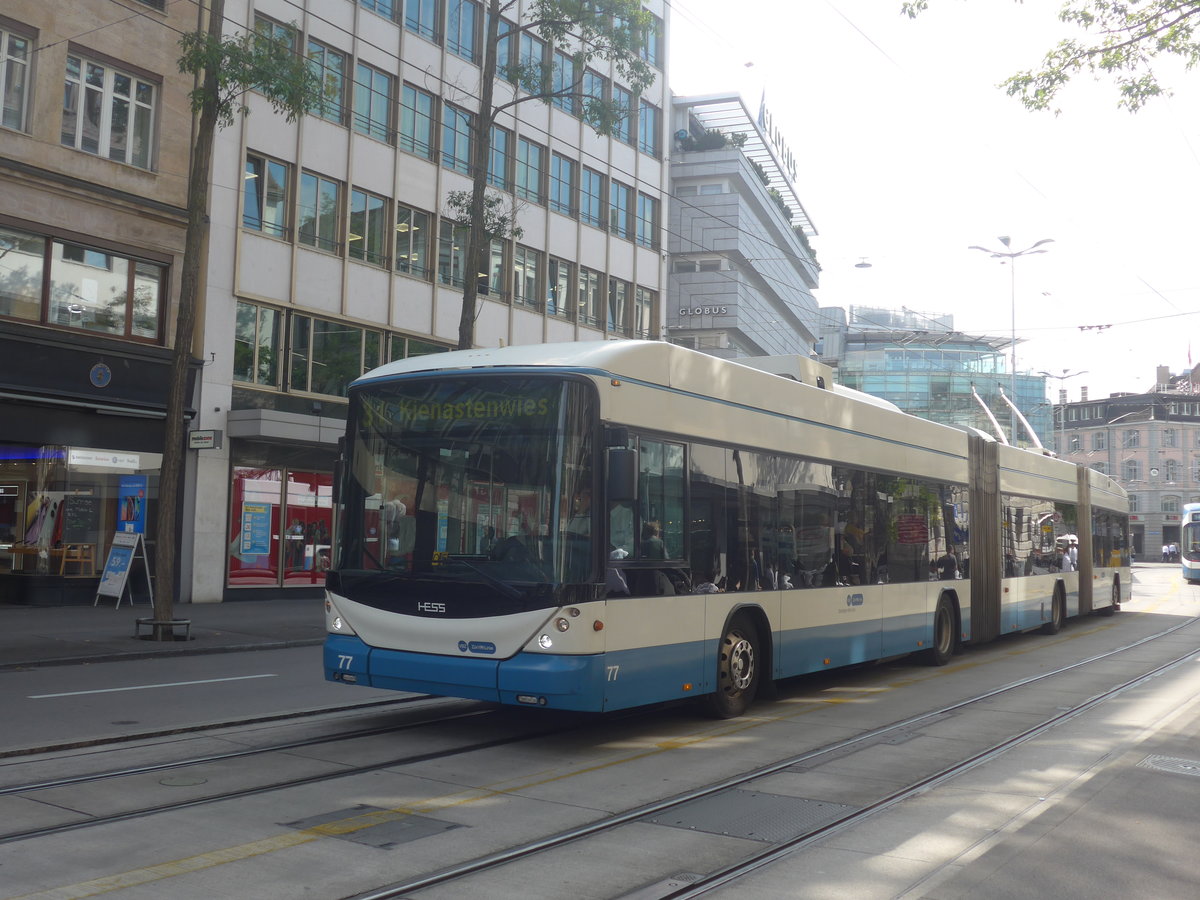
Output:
[[151, 0, 323, 637], [453, 0, 656, 350], [902, 0, 1200, 111]]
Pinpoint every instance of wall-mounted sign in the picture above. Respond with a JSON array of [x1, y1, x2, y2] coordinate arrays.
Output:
[[188, 429, 223, 450], [678, 306, 729, 317], [68, 448, 140, 469]]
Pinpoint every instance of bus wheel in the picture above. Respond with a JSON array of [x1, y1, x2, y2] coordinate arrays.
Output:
[[1041, 587, 1065, 634], [924, 596, 955, 666], [1098, 581, 1119, 616], [703, 616, 760, 718]]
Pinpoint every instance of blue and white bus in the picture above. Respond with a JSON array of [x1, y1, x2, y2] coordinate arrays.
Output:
[[1183, 502, 1200, 583], [323, 341, 1130, 716]]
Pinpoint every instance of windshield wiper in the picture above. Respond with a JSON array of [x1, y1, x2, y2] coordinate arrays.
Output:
[[442, 554, 526, 601]]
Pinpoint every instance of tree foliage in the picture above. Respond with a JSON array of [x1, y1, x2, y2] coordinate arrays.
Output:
[[902, 0, 1200, 112], [455, 0, 655, 349]]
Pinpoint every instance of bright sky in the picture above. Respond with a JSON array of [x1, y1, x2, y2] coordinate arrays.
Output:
[[668, 0, 1200, 402]]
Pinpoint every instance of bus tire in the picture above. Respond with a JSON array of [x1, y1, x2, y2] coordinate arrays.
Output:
[[924, 595, 955, 667], [1098, 580, 1119, 616], [1041, 587, 1065, 634], [703, 615, 760, 719]]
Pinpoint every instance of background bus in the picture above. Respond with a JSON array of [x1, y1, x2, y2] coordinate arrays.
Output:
[[324, 341, 1130, 716], [1183, 502, 1200, 583]]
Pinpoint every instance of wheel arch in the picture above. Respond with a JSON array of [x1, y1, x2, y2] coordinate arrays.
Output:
[[719, 602, 774, 682]]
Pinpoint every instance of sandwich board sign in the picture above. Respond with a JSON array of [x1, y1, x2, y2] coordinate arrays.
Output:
[[95, 531, 154, 609]]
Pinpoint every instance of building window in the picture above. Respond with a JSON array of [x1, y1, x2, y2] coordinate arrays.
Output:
[[1163, 428, 1177, 448], [1193, 457, 1200, 482], [1163, 495, 1181, 514], [1092, 431, 1107, 451], [437, 219, 468, 287], [634, 287, 656, 339], [637, 99, 660, 156], [1, 28, 31, 131], [581, 69, 606, 119], [353, 63, 393, 142], [61, 55, 156, 168], [395, 205, 430, 278], [515, 137, 545, 203], [254, 15, 296, 49], [518, 33, 546, 93], [405, 0, 439, 41], [612, 84, 632, 144], [1128, 493, 1139, 513], [442, 105, 473, 174], [243, 153, 291, 238], [1090, 462, 1108, 476], [494, 17, 516, 81], [234, 301, 283, 387], [635, 192, 658, 248], [349, 189, 388, 267], [447, 0, 479, 62], [547, 257, 573, 318], [298, 172, 342, 253], [639, 14, 663, 68], [1164, 459, 1179, 482], [390, 335, 451, 360], [291, 314, 383, 397], [307, 39, 347, 124], [1069, 435, 1081, 453], [480, 238, 506, 297], [578, 267, 601, 327], [1123, 459, 1142, 481], [1122, 429, 1140, 449], [609, 180, 632, 239], [360, 0, 398, 21], [400, 84, 435, 159], [0, 225, 44, 322], [49, 240, 163, 340], [699, 182, 723, 194], [580, 167, 605, 227], [551, 50, 576, 113], [549, 153, 576, 216], [607, 277, 630, 335], [488, 124, 511, 189], [513, 245, 542, 310]]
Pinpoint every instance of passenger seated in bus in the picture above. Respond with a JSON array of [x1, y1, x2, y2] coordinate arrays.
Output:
[[640, 520, 665, 558], [937, 548, 958, 580], [693, 570, 722, 593]]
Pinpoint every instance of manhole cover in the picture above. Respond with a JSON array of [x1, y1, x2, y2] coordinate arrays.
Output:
[[1137, 755, 1200, 778]]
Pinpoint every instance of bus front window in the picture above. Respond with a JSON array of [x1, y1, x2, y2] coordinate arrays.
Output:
[[338, 376, 596, 599]]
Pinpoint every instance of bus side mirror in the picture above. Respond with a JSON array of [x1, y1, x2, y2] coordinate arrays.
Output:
[[607, 448, 638, 503]]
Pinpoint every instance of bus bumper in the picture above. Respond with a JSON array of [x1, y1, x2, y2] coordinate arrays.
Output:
[[323, 635, 606, 710]]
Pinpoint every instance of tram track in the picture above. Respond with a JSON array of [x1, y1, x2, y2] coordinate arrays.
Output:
[[0, 708, 588, 846], [0, 694, 437, 760], [339, 614, 1200, 900]]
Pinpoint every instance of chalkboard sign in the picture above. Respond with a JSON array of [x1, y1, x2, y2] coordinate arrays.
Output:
[[62, 496, 101, 543]]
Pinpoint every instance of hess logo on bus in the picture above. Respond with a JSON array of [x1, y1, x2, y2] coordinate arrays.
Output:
[[416, 601, 446, 614]]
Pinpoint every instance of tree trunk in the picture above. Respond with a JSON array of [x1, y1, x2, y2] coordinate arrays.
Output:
[[150, 0, 223, 634], [457, 1, 503, 351]]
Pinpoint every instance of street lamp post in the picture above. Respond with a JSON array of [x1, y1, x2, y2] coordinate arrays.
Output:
[[1038, 368, 1088, 456], [968, 236, 1054, 443]]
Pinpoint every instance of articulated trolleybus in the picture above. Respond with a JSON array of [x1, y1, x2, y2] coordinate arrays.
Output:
[[1184, 502, 1200, 583], [324, 341, 1130, 717]]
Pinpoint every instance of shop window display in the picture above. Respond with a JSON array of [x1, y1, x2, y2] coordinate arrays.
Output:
[[0, 444, 159, 597], [228, 467, 332, 588]]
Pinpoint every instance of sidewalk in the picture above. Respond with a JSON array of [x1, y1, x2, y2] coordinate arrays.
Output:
[[0, 596, 327, 670]]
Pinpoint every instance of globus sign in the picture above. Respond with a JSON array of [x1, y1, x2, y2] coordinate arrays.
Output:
[[678, 305, 729, 316]]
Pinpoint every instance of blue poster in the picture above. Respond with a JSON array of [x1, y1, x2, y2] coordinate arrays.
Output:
[[241, 503, 271, 556], [118, 475, 148, 534], [98, 545, 134, 597]]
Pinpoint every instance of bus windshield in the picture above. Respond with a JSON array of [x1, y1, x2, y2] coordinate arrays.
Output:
[[335, 374, 596, 607], [1184, 517, 1200, 562]]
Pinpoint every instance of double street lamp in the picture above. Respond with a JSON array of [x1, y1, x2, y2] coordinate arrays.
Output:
[[969, 236, 1055, 442], [1038, 368, 1088, 455]]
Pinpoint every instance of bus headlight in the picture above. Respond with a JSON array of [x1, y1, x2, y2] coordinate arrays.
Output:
[[555, 618, 570, 632], [325, 597, 357, 635], [538, 634, 554, 649]]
